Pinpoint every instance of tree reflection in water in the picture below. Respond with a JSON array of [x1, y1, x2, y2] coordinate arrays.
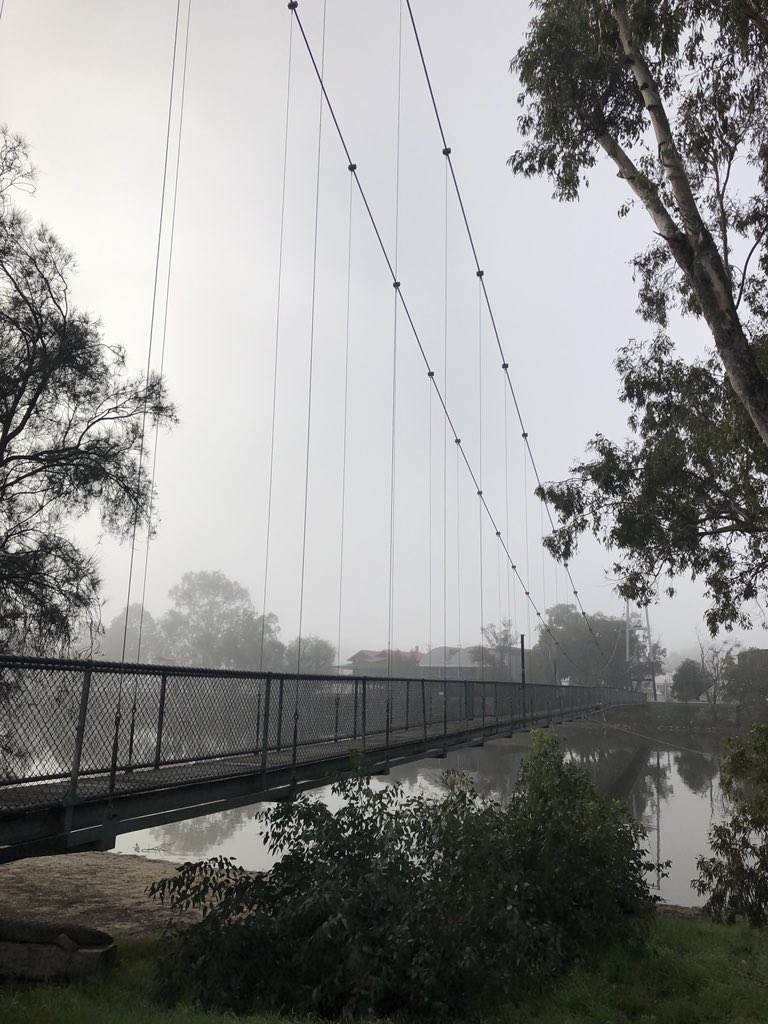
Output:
[[136, 721, 727, 907]]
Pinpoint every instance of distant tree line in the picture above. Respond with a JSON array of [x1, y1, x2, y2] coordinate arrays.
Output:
[[672, 639, 768, 711], [472, 604, 664, 688], [92, 570, 335, 674]]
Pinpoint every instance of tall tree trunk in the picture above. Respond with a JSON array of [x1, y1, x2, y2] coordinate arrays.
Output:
[[610, 0, 768, 451]]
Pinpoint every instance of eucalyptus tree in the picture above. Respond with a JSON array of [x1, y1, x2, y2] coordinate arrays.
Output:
[[0, 127, 175, 653], [510, 2, 768, 630]]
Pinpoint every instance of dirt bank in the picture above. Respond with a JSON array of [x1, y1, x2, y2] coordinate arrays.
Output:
[[0, 852, 186, 939]]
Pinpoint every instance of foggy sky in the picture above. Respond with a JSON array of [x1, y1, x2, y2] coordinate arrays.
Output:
[[1, 0, 764, 664]]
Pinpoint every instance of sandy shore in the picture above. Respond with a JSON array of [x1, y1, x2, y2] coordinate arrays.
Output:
[[0, 851, 185, 939]]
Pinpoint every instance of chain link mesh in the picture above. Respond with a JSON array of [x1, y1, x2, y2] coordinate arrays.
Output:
[[0, 655, 645, 814]]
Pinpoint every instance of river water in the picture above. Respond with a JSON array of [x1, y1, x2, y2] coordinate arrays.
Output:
[[113, 721, 727, 906]]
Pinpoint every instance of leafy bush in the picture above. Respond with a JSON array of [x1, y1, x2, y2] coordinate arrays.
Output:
[[149, 731, 655, 1019], [695, 724, 768, 925]]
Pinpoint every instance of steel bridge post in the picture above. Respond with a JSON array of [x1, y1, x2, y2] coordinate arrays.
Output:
[[276, 677, 284, 752], [421, 678, 427, 743], [153, 671, 168, 770], [68, 667, 92, 800], [353, 678, 359, 739], [362, 676, 367, 749], [260, 675, 272, 786]]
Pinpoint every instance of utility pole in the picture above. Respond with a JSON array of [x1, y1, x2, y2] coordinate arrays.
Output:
[[645, 605, 658, 702], [520, 634, 526, 726]]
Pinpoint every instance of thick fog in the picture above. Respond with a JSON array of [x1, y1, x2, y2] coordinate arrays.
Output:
[[1, 0, 764, 665]]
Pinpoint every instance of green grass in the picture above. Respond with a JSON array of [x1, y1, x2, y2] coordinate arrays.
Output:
[[508, 916, 768, 1024], [1, 916, 767, 1024]]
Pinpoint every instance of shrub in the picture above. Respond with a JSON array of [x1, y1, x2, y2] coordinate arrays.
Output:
[[149, 731, 656, 1019], [695, 724, 768, 925]]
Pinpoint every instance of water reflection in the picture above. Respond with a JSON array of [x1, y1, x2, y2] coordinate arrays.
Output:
[[115, 722, 726, 906]]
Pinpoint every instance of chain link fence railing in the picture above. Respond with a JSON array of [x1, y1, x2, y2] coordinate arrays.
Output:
[[0, 655, 645, 813]]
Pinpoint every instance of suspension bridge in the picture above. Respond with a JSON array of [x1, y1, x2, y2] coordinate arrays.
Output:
[[0, 1, 646, 862]]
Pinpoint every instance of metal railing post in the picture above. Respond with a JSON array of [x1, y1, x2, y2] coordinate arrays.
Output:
[[353, 678, 359, 739], [385, 698, 391, 767], [260, 675, 272, 785], [255, 690, 262, 758], [276, 677, 284, 752], [126, 694, 138, 771], [334, 693, 340, 743], [443, 679, 448, 746], [292, 706, 300, 767], [405, 679, 410, 731], [153, 671, 167, 770], [520, 635, 527, 728], [68, 667, 92, 800], [421, 678, 427, 742], [108, 708, 121, 795], [362, 676, 367, 749]]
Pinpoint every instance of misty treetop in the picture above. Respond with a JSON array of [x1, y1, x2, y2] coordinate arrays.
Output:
[[99, 569, 336, 674], [0, 127, 175, 654], [472, 605, 662, 688], [511, 2, 768, 631]]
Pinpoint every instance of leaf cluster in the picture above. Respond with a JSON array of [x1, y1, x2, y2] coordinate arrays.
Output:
[[512, 3, 768, 631], [0, 127, 176, 653], [539, 334, 768, 632], [149, 732, 655, 1020], [695, 723, 768, 925]]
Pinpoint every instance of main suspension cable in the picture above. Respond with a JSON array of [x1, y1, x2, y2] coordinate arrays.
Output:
[[403, 0, 606, 658], [288, 1, 602, 680]]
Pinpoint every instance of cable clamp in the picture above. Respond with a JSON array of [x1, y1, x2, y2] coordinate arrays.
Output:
[[442, 146, 451, 156], [522, 431, 528, 439], [393, 280, 400, 289], [455, 437, 461, 445], [501, 362, 509, 371], [476, 269, 484, 278], [477, 489, 482, 496], [288, 1, 298, 9], [427, 370, 435, 378], [495, 530, 501, 537], [348, 162, 357, 172]]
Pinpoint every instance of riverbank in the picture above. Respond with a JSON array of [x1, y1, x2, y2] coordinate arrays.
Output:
[[1, 853, 767, 1023]]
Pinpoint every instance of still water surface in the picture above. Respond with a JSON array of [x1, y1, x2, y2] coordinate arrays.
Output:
[[114, 721, 726, 906]]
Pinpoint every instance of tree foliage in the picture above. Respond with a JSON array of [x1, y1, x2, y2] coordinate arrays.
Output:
[[468, 619, 518, 681], [671, 657, 711, 701], [530, 603, 662, 687], [152, 570, 286, 671], [695, 723, 768, 925], [150, 732, 655, 1020], [510, 3, 768, 630], [100, 570, 338, 673], [0, 127, 175, 653], [722, 648, 768, 711]]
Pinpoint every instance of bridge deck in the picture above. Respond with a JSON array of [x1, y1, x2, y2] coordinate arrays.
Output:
[[0, 655, 645, 861]]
